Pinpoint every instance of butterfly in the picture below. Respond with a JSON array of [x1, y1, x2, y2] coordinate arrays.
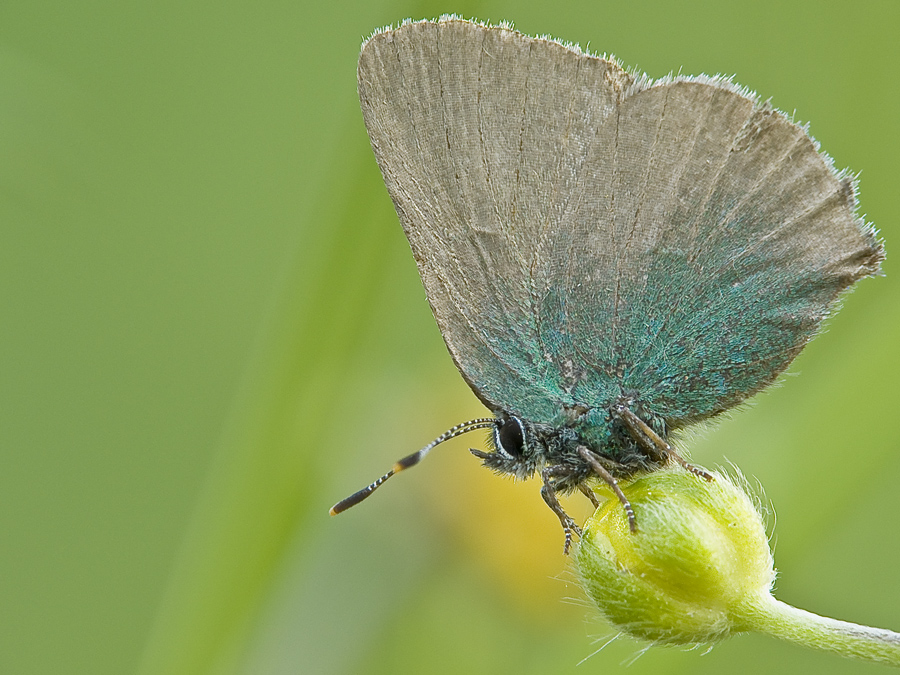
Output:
[[331, 17, 883, 553]]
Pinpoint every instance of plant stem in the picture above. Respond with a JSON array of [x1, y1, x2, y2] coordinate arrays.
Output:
[[738, 592, 900, 667]]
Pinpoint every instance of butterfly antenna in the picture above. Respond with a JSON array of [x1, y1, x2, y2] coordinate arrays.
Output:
[[329, 418, 497, 515]]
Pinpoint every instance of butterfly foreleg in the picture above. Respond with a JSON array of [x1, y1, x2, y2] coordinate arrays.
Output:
[[575, 446, 638, 534], [540, 465, 583, 555], [577, 482, 601, 508]]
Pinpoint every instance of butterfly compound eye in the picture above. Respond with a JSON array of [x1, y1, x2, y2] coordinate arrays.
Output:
[[494, 416, 526, 459]]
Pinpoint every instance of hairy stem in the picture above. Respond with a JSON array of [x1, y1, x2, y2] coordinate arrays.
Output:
[[738, 592, 900, 667]]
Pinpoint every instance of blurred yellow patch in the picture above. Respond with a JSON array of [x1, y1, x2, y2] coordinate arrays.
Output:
[[421, 440, 596, 622]]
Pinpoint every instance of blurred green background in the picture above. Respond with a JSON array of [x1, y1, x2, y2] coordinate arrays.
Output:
[[1, 1, 898, 673]]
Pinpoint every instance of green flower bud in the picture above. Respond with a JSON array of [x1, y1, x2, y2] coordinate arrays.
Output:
[[575, 467, 900, 666], [576, 467, 772, 645]]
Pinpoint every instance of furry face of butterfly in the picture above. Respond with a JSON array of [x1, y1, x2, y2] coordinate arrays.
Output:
[[473, 406, 668, 487]]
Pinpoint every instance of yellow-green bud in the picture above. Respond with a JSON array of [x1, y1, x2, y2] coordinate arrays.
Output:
[[576, 467, 900, 666], [576, 467, 774, 645]]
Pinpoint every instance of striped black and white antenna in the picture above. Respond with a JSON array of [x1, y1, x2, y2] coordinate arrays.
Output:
[[329, 418, 497, 515]]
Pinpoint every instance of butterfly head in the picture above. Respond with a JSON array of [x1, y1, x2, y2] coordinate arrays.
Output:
[[471, 414, 558, 481]]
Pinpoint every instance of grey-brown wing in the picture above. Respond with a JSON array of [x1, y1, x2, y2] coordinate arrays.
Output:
[[552, 77, 882, 424], [358, 18, 623, 421], [358, 18, 882, 425]]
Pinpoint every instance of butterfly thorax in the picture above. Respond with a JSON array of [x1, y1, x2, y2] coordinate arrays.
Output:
[[473, 402, 670, 492]]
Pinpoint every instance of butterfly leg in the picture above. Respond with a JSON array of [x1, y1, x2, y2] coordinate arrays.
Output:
[[540, 466, 582, 555], [576, 446, 638, 533], [577, 483, 601, 508], [613, 404, 714, 482]]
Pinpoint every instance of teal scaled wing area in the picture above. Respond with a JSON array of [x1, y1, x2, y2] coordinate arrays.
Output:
[[357, 17, 883, 426]]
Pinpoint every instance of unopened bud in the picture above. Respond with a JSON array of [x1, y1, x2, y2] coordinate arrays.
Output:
[[576, 467, 774, 644], [576, 467, 900, 666]]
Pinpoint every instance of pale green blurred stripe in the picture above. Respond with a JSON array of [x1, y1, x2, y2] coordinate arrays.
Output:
[[136, 134, 393, 674]]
